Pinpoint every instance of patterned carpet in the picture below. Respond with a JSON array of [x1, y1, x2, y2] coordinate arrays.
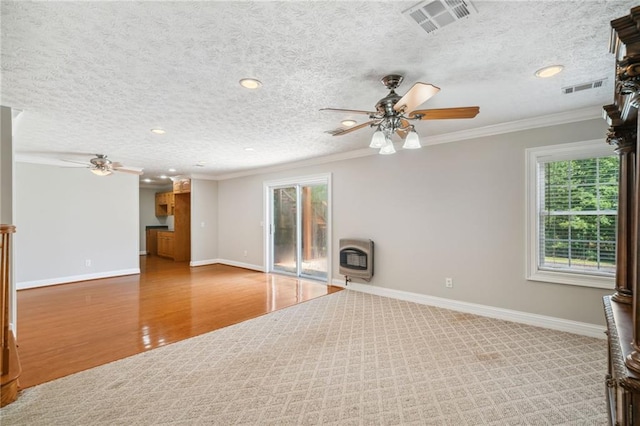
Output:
[[1, 290, 606, 425]]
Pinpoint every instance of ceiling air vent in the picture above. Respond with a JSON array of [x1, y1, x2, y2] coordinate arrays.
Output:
[[402, 0, 478, 35], [562, 78, 606, 94]]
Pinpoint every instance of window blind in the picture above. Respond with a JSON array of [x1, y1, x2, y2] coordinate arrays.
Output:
[[537, 155, 618, 275]]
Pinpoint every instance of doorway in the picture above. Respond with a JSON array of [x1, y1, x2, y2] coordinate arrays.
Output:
[[265, 174, 331, 282]]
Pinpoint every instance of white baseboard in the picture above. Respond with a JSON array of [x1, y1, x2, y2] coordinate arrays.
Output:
[[190, 258, 221, 267], [331, 278, 606, 339], [17, 268, 141, 290], [190, 258, 264, 272]]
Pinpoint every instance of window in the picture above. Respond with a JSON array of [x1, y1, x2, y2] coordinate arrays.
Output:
[[526, 140, 618, 289]]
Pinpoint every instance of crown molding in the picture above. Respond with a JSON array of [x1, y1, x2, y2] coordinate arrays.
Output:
[[17, 106, 604, 182], [15, 154, 70, 167], [422, 106, 603, 147], [213, 148, 373, 181], [211, 106, 603, 181]]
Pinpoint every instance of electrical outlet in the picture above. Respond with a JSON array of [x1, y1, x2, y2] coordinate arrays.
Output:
[[445, 278, 453, 288], [243, 250, 248, 257], [85, 259, 92, 267]]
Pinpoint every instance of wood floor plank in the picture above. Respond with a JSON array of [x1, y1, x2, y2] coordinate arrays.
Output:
[[15, 256, 341, 389]]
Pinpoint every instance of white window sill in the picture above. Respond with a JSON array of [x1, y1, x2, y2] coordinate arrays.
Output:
[[527, 269, 615, 290]]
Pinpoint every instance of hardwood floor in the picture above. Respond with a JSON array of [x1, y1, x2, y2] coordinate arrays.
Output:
[[15, 256, 341, 389]]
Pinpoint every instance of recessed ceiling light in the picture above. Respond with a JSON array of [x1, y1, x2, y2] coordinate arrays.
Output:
[[244, 147, 255, 152], [341, 120, 357, 127], [143, 178, 152, 183], [168, 168, 176, 172], [160, 175, 168, 179], [534, 65, 564, 78], [150, 128, 166, 135], [239, 78, 262, 89]]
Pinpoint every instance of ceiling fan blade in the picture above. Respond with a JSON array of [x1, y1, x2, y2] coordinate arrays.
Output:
[[114, 166, 144, 175], [61, 159, 90, 166], [408, 106, 480, 120], [331, 121, 374, 136], [396, 129, 408, 139], [396, 119, 411, 139], [320, 108, 376, 115], [394, 82, 440, 113]]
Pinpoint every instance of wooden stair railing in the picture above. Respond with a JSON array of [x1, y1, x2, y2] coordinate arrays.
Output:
[[1, 224, 20, 407]]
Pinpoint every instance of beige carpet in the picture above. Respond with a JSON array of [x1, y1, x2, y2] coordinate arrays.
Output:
[[1, 290, 606, 425]]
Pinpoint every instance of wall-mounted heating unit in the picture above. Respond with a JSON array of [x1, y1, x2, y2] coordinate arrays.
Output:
[[339, 238, 374, 283]]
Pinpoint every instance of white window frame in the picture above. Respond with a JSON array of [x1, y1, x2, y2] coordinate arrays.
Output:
[[525, 139, 617, 289]]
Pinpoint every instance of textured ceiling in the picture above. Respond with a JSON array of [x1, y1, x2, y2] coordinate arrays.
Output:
[[1, 1, 636, 183]]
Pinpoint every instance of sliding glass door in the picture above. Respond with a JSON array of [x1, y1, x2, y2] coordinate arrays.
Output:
[[267, 175, 330, 281], [272, 186, 298, 275]]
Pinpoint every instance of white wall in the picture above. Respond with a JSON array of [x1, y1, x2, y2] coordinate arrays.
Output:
[[217, 118, 613, 325], [190, 179, 218, 264], [1, 107, 17, 330], [139, 187, 167, 253], [1, 107, 13, 224], [15, 163, 140, 289]]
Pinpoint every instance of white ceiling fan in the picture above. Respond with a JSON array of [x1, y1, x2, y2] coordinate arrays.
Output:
[[63, 154, 143, 176]]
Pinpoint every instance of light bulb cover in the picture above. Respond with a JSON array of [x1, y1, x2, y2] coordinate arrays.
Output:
[[369, 130, 386, 148], [379, 138, 396, 155], [91, 167, 112, 176], [402, 130, 421, 149]]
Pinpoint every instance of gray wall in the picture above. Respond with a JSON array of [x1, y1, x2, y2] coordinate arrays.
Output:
[[139, 187, 167, 253], [191, 179, 218, 263], [15, 163, 140, 287], [217, 118, 612, 325]]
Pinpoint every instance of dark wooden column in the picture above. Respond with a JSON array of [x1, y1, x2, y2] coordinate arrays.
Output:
[[605, 6, 640, 375], [629, 117, 640, 373], [607, 125, 637, 304]]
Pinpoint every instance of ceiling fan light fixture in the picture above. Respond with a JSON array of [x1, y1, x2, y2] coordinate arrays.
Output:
[[239, 78, 262, 89], [534, 65, 564, 78], [402, 129, 421, 149], [91, 167, 112, 176], [379, 138, 396, 155], [369, 129, 386, 148]]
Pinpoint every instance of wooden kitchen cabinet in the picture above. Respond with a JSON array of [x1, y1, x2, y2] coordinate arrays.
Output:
[[155, 191, 174, 216], [173, 178, 191, 194], [146, 229, 158, 255], [157, 231, 174, 259], [153, 191, 190, 262]]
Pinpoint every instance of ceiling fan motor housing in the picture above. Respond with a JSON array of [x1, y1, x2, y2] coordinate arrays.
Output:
[[376, 92, 402, 116], [90, 154, 112, 167], [381, 74, 404, 90]]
